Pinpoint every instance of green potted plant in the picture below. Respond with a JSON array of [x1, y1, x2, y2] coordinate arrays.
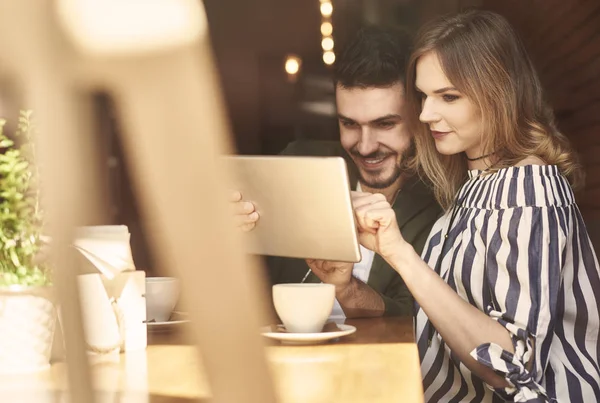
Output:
[[0, 110, 56, 374]]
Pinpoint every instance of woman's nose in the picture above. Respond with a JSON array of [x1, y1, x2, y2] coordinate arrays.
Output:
[[419, 97, 439, 124]]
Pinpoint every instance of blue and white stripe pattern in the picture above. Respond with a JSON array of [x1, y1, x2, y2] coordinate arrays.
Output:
[[417, 165, 600, 402]]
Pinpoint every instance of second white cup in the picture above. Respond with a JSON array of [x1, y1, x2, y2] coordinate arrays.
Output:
[[145, 277, 180, 322]]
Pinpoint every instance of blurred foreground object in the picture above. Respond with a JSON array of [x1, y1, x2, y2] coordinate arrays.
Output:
[[56, 0, 205, 55], [0, 0, 276, 402]]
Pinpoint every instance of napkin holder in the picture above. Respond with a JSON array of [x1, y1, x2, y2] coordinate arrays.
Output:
[[74, 226, 147, 354]]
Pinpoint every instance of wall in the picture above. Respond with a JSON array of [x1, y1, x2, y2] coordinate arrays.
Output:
[[204, 0, 324, 155], [482, 0, 600, 219]]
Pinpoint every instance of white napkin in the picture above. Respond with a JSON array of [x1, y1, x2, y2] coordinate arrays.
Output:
[[73, 225, 136, 279]]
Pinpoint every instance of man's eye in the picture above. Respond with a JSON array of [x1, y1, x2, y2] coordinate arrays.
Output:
[[376, 121, 395, 129], [442, 94, 460, 102], [341, 121, 357, 128]]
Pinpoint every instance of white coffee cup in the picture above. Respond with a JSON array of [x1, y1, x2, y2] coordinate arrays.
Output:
[[272, 283, 335, 333], [145, 277, 180, 322]]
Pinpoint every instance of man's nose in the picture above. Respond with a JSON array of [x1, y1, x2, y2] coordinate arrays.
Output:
[[356, 129, 379, 155]]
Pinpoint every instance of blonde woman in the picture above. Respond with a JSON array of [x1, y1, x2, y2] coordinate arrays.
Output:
[[352, 10, 600, 402]]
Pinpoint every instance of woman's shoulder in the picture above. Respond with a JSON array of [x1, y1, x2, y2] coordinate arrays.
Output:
[[514, 155, 546, 167], [471, 162, 575, 210]]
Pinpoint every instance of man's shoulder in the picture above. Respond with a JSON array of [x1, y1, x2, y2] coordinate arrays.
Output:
[[398, 175, 438, 204], [279, 140, 345, 158], [393, 176, 442, 221]]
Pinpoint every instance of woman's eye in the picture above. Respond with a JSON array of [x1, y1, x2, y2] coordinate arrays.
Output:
[[442, 94, 460, 102]]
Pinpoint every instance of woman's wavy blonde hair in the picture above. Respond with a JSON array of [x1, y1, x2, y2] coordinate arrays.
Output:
[[405, 10, 584, 210]]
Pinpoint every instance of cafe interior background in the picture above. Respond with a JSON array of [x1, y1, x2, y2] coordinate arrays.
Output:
[[33, 0, 597, 274], [0, 0, 598, 401]]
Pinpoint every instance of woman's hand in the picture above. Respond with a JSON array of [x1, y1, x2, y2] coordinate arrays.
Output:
[[351, 191, 406, 261]]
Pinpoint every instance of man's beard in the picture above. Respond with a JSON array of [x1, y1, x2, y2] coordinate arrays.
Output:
[[351, 148, 411, 190], [358, 161, 402, 189]]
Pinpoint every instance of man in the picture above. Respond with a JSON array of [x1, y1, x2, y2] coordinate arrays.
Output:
[[233, 26, 441, 318]]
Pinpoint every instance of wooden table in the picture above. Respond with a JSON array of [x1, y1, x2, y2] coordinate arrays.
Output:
[[0, 317, 423, 403]]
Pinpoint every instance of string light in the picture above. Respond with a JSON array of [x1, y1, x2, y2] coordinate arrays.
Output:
[[320, 2, 332, 17], [319, 1, 334, 66], [323, 51, 335, 65], [321, 37, 334, 51], [320, 21, 333, 36], [284, 55, 301, 75]]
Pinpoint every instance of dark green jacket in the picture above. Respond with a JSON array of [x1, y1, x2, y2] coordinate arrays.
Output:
[[265, 140, 442, 316]]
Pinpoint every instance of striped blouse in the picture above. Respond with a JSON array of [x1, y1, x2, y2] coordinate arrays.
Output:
[[417, 165, 600, 402]]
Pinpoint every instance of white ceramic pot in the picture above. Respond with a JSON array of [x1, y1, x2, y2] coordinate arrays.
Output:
[[0, 286, 56, 374]]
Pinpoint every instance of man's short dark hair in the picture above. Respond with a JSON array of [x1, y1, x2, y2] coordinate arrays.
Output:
[[333, 26, 412, 89]]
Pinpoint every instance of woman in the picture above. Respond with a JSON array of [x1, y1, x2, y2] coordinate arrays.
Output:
[[353, 10, 600, 402]]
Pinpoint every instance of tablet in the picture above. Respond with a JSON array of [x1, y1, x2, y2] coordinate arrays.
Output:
[[229, 156, 361, 263]]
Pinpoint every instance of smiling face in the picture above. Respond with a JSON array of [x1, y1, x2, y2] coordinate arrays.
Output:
[[415, 51, 484, 159], [336, 83, 411, 189]]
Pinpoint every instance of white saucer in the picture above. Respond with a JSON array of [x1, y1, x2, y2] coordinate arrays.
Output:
[[147, 311, 190, 332], [261, 323, 356, 345]]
